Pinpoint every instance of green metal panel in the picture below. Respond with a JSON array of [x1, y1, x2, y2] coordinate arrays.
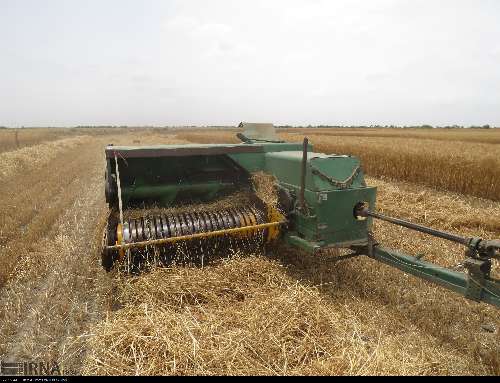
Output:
[[228, 142, 310, 172], [108, 153, 253, 207], [107, 142, 306, 153], [227, 153, 266, 172], [310, 155, 365, 190], [262, 151, 365, 191], [314, 187, 376, 245], [248, 148, 377, 248], [121, 182, 236, 206]]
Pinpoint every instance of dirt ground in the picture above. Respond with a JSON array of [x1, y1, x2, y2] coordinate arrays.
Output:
[[0, 128, 498, 375]]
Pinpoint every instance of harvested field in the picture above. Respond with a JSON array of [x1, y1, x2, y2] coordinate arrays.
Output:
[[0, 128, 92, 153], [0, 135, 91, 179], [82, 174, 500, 376], [0, 127, 181, 154], [0, 127, 498, 376]]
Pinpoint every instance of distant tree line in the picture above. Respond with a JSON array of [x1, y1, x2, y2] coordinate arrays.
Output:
[[276, 124, 494, 129], [0, 124, 495, 129], [74, 125, 202, 129], [75, 125, 133, 129]]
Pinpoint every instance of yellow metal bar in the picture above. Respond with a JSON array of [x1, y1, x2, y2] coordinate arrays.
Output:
[[106, 220, 285, 251]]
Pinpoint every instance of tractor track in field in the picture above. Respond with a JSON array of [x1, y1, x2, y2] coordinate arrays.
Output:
[[0, 136, 111, 373], [0, 133, 192, 374], [0, 184, 105, 369]]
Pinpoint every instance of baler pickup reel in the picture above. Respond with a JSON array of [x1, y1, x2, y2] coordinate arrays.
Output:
[[102, 130, 286, 271], [101, 123, 500, 308]]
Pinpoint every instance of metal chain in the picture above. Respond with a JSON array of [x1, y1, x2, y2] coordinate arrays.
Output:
[[311, 165, 361, 189]]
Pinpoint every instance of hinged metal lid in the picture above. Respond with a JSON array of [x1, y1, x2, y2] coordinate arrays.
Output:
[[238, 122, 281, 142]]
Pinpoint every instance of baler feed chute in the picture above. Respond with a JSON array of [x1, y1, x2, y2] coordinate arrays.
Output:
[[101, 142, 285, 271]]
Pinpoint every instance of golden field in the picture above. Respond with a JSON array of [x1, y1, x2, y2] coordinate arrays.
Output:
[[0, 127, 498, 375]]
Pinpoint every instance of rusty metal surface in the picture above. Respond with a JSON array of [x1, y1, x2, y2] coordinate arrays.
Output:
[[105, 144, 264, 159]]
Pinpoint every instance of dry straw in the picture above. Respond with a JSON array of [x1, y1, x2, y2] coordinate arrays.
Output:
[[0, 136, 90, 178], [84, 167, 500, 375]]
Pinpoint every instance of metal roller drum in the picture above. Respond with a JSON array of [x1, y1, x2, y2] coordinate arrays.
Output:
[[118, 205, 269, 269], [122, 205, 265, 244]]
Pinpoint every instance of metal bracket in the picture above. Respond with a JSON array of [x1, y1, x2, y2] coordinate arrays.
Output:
[[463, 258, 491, 302], [350, 231, 378, 258], [367, 231, 378, 258], [466, 237, 482, 258]]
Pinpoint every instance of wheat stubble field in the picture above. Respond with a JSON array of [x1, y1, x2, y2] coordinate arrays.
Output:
[[0, 127, 498, 375]]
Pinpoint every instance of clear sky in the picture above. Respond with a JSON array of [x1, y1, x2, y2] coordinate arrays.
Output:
[[1, 0, 499, 127]]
